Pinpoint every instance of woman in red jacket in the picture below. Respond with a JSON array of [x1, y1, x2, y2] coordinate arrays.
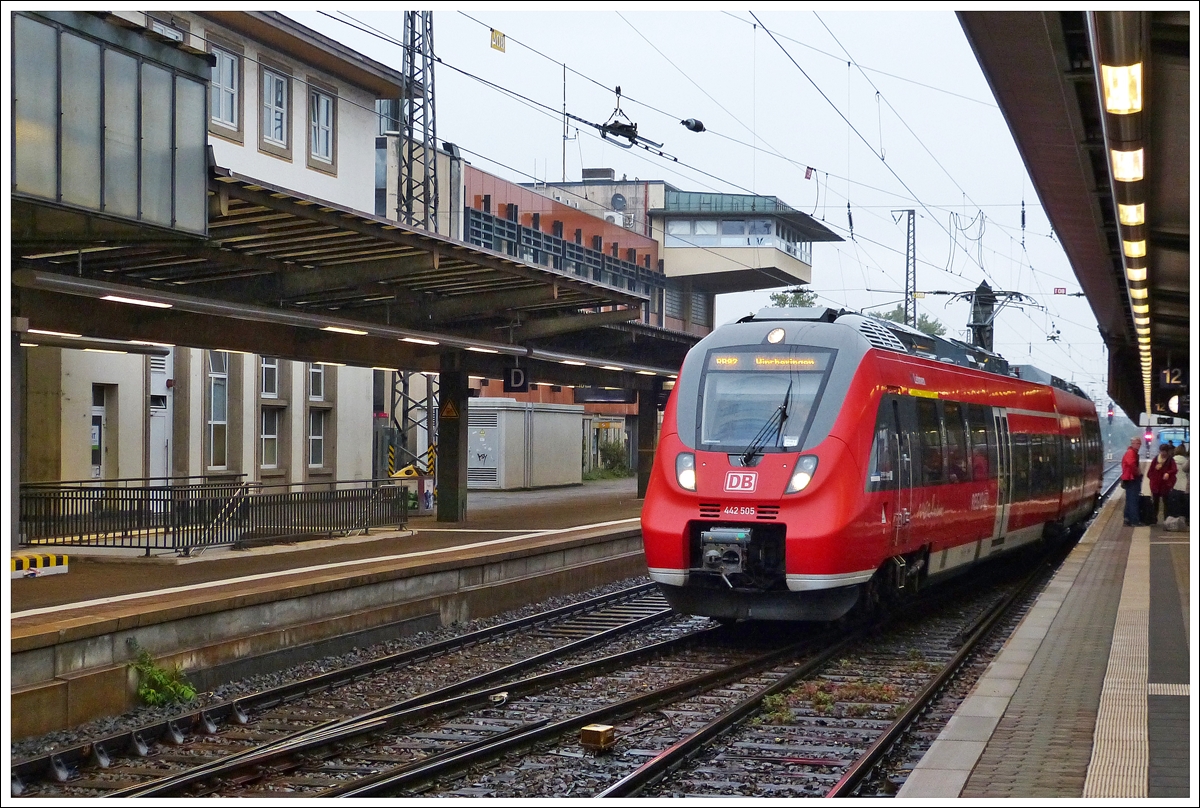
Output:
[[1146, 443, 1178, 524]]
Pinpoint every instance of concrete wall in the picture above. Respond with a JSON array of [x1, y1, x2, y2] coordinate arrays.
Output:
[[57, 350, 147, 481], [23, 348, 63, 483], [663, 245, 812, 285], [336, 365, 375, 482]]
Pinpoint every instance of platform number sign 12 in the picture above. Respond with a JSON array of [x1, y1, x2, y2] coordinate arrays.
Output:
[[1158, 367, 1183, 389]]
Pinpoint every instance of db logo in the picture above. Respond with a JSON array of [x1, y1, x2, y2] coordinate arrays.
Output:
[[724, 471, 758, 492]]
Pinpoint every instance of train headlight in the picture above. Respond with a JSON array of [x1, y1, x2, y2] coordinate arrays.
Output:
[[785, 455, 819, 493], [676, 452, 697, 491]]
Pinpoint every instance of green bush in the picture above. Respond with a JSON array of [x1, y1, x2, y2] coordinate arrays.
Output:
[[598, 439, 628, 471], [133, 649, 197, 707]]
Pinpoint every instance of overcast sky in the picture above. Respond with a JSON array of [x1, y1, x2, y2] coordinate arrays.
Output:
[[297, 8, 1113, 406]]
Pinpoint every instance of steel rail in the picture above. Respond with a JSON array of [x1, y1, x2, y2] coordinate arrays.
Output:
[[12, 581, 658, 793], [105, 593, 674, 797], [600, 545, 1061, 798], [331, 630, 840, 798], [596, 630, 864, 797]]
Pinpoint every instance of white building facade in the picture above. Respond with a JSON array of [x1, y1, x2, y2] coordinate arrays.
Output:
[[21, 11, 411, 488]]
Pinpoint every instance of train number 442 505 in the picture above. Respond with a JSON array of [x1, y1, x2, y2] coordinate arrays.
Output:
[[723, 505, 756, 516]]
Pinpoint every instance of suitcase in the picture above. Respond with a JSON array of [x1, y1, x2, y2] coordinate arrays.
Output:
[[1166, 489, 1188, 521], [1139, 495, 1156, 525]]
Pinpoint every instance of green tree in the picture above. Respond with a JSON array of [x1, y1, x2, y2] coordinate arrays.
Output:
[[874, 305, 947, 337], [769, 287, 819, 308]]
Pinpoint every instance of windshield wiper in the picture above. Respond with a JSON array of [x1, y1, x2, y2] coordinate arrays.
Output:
[[741, 380, 792, 466]]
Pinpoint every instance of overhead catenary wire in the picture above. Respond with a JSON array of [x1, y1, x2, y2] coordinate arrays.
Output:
[[751, 12, 1003, 292], [312, 11, 1085, 355]]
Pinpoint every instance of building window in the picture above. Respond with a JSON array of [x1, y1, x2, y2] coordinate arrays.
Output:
[[211, 46, 238, 129], [308, 409, 325, 467], [306, 80, 338, 175], [261, 356, 278, 398], [309, 363, 324, 401], [150, 19, 185, 42], [310, 90, 333, 162], [262, 69, 288, 147], [208, 350, 228, 469], [261, 408, 279, 469], [376, 98, 401, 134]]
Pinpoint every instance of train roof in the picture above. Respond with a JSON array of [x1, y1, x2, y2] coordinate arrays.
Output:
[[741, 307, 1092, 402]]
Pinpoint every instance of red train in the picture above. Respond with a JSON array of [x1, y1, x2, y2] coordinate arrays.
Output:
[[642, 308, 1103, 621]]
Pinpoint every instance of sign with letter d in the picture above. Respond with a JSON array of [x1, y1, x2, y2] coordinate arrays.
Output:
[[503, 367, 529, 393]]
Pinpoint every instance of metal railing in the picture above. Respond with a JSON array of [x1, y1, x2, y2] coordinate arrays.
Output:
[[19, 477, 408, 556]]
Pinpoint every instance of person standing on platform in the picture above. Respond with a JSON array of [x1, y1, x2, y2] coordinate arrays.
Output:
[[1147, 443, 1177, 524], [1121, 436, 1144, 526]]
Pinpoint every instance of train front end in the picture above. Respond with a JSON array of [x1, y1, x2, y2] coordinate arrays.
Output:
[[642, 313, 872, 621]]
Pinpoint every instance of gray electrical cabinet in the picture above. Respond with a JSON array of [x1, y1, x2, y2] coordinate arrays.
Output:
[[467, 398, 584, 489]]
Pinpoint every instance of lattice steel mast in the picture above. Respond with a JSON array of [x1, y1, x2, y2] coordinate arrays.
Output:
[[401, 11, 438, 232], [892, 209, 917, 328]]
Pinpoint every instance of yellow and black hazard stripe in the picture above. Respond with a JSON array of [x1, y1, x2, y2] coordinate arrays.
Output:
[[11, 554, 69, 579]]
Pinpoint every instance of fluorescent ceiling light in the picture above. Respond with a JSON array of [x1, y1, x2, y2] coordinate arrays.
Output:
[[372, 366, 399, 372], [101, 294, 172, 309], [1111, 149, 1144, 182], [321, 325, 369, 336], [84, 348, 128, 354], [1129, 286, 1148, 300], [601, 365, 624, 371], [28, 328, 83, 338], [20, 342, 39, 348], [1125, 266, 1147, 282], [467, 346, 499, 354], [560, 359, 586, 366], [319, 361, 346, 367], [636, 370, 656, 376], [1123, 240, 1147, 258], [401, 336, 439, 346], [128, 340, 175, 348], [1132, 303, 1149, 314], [1118, 203, 1145, 226], [1101, 63, 1143, 113]]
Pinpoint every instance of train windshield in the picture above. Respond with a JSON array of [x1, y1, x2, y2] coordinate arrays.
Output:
[[698, 348, 834, 451]]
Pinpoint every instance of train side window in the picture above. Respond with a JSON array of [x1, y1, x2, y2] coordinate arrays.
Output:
[[1011, 433, 1030, 501], [866, 396, 899, 492], [1029, 434, 1046, 496], [1048, 433, 1062, 495], [967, 404, 992, 480], [915, 397, 944, 485], [943, 402, 969, 483]]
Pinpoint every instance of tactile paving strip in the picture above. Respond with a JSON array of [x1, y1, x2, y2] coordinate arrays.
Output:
[[1083, 526, 1149, 797]]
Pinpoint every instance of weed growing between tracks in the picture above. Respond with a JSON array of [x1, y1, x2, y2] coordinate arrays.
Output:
[[132, 648, 197, 707]]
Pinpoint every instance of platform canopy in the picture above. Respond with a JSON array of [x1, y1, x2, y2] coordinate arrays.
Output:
[[13, 167, 694, 389], [959, 10, 1191, 420]]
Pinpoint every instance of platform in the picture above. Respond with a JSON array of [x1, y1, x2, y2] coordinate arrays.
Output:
[[899, 494, 1194, 799], [8, 478, 646, 739]]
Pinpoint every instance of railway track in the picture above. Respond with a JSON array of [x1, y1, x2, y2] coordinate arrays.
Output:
[[11, 582, 689, 798], [17, 485, 1118, 799]]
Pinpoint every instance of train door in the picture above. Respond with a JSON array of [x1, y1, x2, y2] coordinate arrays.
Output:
[[992, 408, 1012, 539], [894, 398, 915, 548]]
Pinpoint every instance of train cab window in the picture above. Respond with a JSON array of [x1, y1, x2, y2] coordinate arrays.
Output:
[[697, 348, 833, 452], [1011, 433, 1030, 501], [866, 397, 899, 492], [914, 397, 944, 485], [967, 404, 993, 480], [943, 402, 969, 483]]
